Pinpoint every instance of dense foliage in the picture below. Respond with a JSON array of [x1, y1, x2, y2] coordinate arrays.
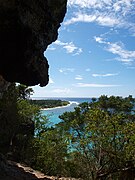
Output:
[[28, 95, 135, 179], [0, 84, 39, 161], [1, 85, 135, 179], [29, 99, 69, 108], [59, 95, 135, 179], [0, 84, 18, 155]]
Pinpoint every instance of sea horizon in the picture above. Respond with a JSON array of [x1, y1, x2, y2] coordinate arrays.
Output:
[[31, 96, 97, 99]]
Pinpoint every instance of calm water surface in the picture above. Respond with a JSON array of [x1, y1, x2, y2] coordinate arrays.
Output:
[[39, 98, 92, 125]]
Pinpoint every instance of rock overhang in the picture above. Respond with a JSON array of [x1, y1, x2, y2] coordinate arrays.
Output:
[[0, 0, 67, 87]]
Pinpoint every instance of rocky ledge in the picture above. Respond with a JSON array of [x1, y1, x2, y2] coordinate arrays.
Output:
[[0, 155, 80, 180], [0, 0, 67, 86]]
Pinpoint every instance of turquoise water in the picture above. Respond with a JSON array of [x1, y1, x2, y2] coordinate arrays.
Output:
[[40, 98, 92, 125]]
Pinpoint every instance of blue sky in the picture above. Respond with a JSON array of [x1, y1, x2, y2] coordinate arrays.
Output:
[[32, 0, 135, 98]]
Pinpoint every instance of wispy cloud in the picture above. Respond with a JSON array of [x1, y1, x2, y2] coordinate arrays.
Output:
[[115, 58, 134, 65], [66, 0, 135, 34], [94, 36, 107, 44], [73, 48, 83, 56], [54, 40, 67, 46], [85, 68, 91, 72], [68, 0, 112, 9], [59, 68, 75, 74], [75, 75, 83, 80], [64, 13, 97, 25], [92, 73, 119, 77], [47, 46, 56, 51], [68, 0, 135, 14], [68, 0, 134, 15], [52, 88, 72, 94], [75, 83, 121, 88], [49, 78, 54, 84], [107, 43, 135, 59], [64, 12, 120, 27], [127, 66, 135, 69], [54, 40, 82, 55], [94, 36, 135, 65]]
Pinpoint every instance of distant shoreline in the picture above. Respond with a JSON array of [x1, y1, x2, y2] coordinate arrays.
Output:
[[41, 102, 71, 111], [29, 99, 73, 110], [41, 101, 79, 111]]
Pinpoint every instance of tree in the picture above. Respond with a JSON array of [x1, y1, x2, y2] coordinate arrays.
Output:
[[0, 83, 18, 154], [0, 83, 39, 162], [30, 126, 69, 176], [16, 84, 34, 100], [59, 96, 135, 179]]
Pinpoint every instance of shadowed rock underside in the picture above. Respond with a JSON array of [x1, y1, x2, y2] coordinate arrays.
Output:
[[0, 0, 67, 87]]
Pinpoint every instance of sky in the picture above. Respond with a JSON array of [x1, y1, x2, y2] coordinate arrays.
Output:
[[32, 0, 135, 98]]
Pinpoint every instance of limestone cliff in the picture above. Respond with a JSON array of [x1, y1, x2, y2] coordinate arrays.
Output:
[[0, 0, 67, 87]]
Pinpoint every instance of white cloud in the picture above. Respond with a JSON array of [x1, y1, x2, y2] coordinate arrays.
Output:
[[92, 73, 119, 77], [54, 40, 82, 55], [31, 86, 73, 97], [64, 13, 97, 25], [66, 0, 135, 33], [75, 83, 121, 88], [67, 0, 113, 9], [94, 36, 135, 65], [67, 0, 134, 13], [73, 48, 83, 56], [47, 46, 56, 51], [96, 15, 120, 27], [115, 58, 134, 65], [63, 42, 78, 53], [113, 2, 121, 12], [49, 78, 54, 84], [94, 36, 105, 43], [107, 43, 135, 59], [64, 12, 120, 27], [113, 0, 133, 15], [85, 68, 91, 72], [127, 66, 135, 69], [52, 88, 72, 94], [54, 40, 66, 46], [59, 68, 75, 73], [75, 75, 83, 80]]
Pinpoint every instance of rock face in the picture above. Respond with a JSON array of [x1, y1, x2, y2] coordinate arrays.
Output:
[[0, 0, 67, 86], [0, 75, 11, 98], [0, 157, 81, 180]]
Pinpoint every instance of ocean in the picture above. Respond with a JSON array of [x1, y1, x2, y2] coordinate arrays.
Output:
[[36, 97, 92, 125]]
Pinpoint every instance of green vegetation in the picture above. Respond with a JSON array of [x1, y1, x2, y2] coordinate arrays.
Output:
[[59, 95, 135, 179], [0, 84, 40, 161], [0, 85, 135, 179], [29, 99, 70, 108]]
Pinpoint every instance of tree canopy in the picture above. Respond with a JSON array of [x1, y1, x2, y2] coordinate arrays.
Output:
[[59, 95, 135, 179], [1, 87, 135, 179]]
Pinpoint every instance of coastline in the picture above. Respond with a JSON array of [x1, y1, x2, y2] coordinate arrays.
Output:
[[41, 101, 79, 111], [41, 102, 72, 111]]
